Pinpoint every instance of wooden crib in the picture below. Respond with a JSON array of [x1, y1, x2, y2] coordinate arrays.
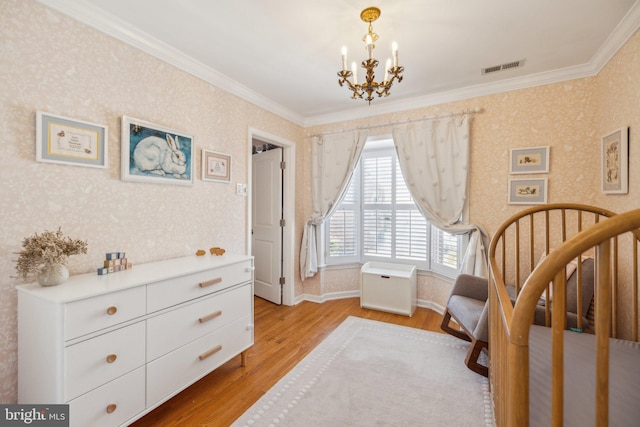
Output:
[[488, 204, 640, 426]]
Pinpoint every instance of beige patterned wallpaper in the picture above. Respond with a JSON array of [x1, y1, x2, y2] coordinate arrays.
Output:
[[0, 0, 303, 403], [0, 0, 638, 404]]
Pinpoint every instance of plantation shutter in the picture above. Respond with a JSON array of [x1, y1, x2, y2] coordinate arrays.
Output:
[[395, 160, 428, 261], [362, 155, 393, 257], [361, 147, 429, 267], [327, 170, 359, 257]]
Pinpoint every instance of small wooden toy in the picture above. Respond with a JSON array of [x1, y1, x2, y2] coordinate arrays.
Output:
[[98, 251, 131, 275], [209, 247, 226, 256]]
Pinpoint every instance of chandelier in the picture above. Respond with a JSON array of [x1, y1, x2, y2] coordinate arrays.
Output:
[[337, 7, 404, 103]]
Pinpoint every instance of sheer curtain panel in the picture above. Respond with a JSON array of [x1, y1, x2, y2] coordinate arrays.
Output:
[[392, 115, 488, 277], [300, 131, 369, 281]]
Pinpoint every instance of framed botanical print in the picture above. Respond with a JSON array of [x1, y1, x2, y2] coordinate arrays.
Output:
[[509, 146, 549, 174], [601, 128, 629, 194], [509, 178, 548, 205]]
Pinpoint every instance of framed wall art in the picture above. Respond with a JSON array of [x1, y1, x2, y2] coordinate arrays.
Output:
[[121, 116, 194, 186], [601, 128, 629, 194], [202, 149, 231, 183], [508, 178, 548, 205], [509, 146, 549, 174], [36, 111, 108, 168]]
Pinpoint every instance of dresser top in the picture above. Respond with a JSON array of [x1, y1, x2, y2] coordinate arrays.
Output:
[[16, 254, 253, 303]]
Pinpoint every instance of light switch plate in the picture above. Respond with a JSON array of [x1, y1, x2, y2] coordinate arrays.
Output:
[[236, 183, 247, 196]]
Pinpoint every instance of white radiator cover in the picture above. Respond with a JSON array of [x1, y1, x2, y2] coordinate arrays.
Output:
[[360, 262, 417, 317]]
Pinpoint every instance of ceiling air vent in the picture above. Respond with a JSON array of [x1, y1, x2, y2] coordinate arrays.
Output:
[[482, 59, 525, 75]]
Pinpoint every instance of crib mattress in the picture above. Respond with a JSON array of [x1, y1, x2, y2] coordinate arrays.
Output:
[[528, 325, 640, 426]]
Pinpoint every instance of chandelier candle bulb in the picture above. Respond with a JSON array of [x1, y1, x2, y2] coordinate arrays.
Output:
[[392, 42, 398, 67], [341, 46, 347, 71], [365, 34, 373, 59], [385, 59, 391, 82], [352, 61, 358, 84]]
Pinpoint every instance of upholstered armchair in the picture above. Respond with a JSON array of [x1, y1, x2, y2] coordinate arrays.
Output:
[[440, 274, 489, 377], [441, 258, 595, 378]]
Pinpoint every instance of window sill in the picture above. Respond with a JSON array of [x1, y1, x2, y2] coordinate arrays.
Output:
[[320, 263, 456, 283]]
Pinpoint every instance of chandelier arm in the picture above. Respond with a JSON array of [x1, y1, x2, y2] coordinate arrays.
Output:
[[337, 73, 364, 99]]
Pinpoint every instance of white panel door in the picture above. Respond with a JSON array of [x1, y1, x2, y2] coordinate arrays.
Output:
[[252, 147, 283, 304]]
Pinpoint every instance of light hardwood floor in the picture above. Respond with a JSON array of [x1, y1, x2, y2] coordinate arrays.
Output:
[[132, 296, 444, 427]]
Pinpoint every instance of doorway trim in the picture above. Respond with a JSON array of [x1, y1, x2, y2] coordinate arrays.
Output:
[[248, 128, 295, 306]]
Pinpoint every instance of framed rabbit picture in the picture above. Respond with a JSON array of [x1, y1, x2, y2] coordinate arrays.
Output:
[[121, 116, 194, 186]]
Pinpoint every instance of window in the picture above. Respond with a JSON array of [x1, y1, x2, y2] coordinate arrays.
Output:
[[325, 138, 461, 277]]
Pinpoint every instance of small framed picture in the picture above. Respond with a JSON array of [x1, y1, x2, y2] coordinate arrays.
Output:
[[121, 116, 194, 186], [202, 150, 231, 183], [509, 146, 549, 174], [509, 178, 548, 205], [36, 112, 108, 168], [601, 128, 629, 194]]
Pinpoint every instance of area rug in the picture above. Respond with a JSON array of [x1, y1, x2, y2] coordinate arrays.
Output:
[[232, 316, 495, 426]]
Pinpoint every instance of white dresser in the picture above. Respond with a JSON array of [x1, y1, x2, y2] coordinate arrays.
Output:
[[17, 254, 254, 427]]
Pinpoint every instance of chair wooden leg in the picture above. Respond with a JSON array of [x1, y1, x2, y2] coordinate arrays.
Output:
[[440, 310, 472, 342], [465, 338, 488, 377]]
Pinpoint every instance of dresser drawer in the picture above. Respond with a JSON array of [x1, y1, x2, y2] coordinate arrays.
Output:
[[65, 286, 146, 340], [65, 322, 145, 401], [67, 366, 145, 427], [147, 284, 251, 361], [146, 315, 253, 406], [147, 260, 252, 312]]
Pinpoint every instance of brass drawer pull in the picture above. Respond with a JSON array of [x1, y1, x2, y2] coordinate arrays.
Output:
[[198, 310, 222, 323], [106, 354, 117, 364], [106, 306, 118, 315], [198, 344, 222, 361], [106, 404, 117, 414], [199, 277, 222, 288]]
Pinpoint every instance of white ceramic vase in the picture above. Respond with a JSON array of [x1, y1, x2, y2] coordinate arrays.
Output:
[[37, 263, 69, 287]]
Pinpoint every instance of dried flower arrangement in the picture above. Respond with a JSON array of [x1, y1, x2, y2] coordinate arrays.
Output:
[[15, 228, 87, 281]]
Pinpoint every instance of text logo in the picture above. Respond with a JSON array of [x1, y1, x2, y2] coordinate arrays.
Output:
[[1, 405, 69, 426]]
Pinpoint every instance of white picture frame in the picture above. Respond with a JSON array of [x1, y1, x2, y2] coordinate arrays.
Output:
[[36, 111, 108, 168], [509, 146, 549, 174], [121, 116, 194, 186], [508, 178, 548, 205], [201, 149, 231, 183], [601, 128, 629, 194]]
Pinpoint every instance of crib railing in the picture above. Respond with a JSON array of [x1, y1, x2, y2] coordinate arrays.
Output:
[[488, 204, 640, 426]]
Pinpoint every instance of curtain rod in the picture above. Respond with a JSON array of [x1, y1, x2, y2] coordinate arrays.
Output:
[[311, 107, 483, 138]]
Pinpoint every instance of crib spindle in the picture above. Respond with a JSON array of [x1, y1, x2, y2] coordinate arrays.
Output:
[[595, 239, 611, 427], [634, 239, 638, 342], [551, 270, 567, 427], [515, 219, 521, 292]]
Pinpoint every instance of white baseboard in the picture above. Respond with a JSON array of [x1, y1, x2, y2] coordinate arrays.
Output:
[[295, 291, 445, 315], [418, 300, 445, 315], [295, 291, 360, 305]]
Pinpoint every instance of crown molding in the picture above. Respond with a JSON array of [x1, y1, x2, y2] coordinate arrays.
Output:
[[305, 0, 640, 127], [36, 0, 306, 127], [37, 0, 640, 129], [303, 62, 599, 127], [305, 1, 640, 126], [590, 0, 640, 74]]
